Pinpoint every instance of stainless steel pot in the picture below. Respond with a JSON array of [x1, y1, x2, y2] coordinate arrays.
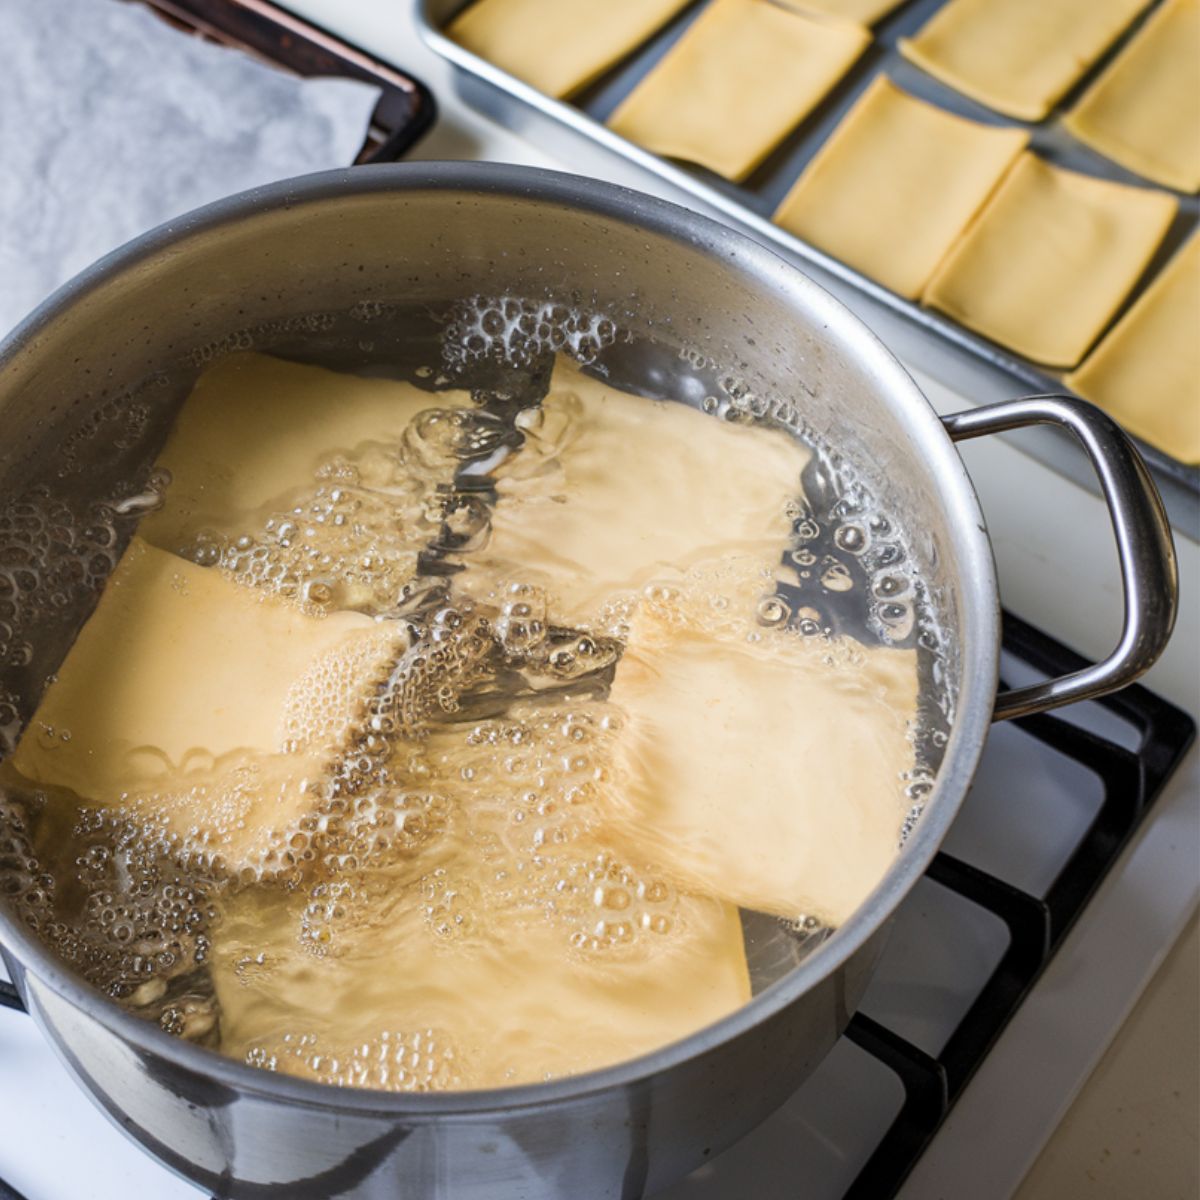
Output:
[[0, 164, 1177, 1200]]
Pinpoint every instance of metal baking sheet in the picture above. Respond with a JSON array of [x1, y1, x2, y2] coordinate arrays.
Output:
[[416, 0, 1199, 517]]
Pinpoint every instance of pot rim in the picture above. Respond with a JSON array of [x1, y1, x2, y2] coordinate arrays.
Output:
[[0, 161, 999, 1119]]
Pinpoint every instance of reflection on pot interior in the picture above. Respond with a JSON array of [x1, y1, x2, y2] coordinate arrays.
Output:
[[0, 299, 950, 1091]]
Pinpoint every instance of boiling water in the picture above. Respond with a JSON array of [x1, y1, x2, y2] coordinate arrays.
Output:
[[0, 297, 952, 1089]]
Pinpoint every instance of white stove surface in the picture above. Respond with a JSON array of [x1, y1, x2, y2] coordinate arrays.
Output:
[[0, 4, 1196, 1198]]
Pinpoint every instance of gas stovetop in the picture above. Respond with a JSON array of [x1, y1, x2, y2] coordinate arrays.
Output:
[[1, 3, 1197, 1199]]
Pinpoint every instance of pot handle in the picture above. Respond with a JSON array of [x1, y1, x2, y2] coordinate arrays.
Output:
[[941, 394, 1178, 723]]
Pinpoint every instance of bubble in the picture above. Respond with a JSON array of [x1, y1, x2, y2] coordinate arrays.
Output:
[[873, 573, 908, 598], [820, 562, 854, 593], [834, 524, 867, 554], [879, 601, 911, 628], [755, 596, 790, 627]]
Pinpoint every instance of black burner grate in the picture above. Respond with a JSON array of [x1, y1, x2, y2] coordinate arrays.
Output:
[[0, 611, 1193, 1200], [840, 610, 1195, 1199]]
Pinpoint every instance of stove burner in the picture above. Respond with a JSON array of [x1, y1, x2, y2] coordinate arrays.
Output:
[[0, 611, 1192, 1200], [841, 610, 1194, 1198]]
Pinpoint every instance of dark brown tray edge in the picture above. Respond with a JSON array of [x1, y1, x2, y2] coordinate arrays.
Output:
[[143, 0, 437, 162]]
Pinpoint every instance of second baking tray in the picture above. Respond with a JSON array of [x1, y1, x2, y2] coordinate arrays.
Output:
[[416, 0, 1198, 514], [148, 0, 437, 161]]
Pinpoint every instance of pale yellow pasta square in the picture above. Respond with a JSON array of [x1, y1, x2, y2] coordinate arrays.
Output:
[[458, 356, 809, 630], [899, 0, 1152, 121], [775, 76, 1028, 299], [448, 0, 692, 99], [603, 599, 917, 927], [211, 856, 750, 1088], [12, 537, 404, 873], [138, 353, 472, 613], [924, 153, 1177, 367], [1067, 235, 1200, 464], [781, 0, 907, 24], [608, 0, 870, 182], [139, 353, 469, 555], [1065, 0, 1200, 193]]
